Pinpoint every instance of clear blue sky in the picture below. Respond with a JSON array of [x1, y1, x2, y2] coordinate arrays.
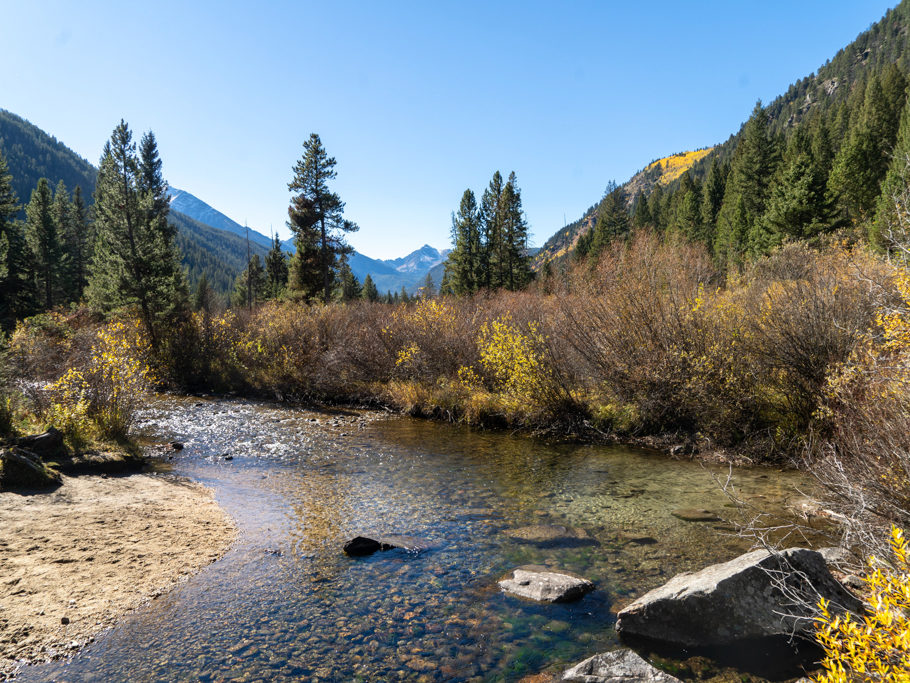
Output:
[[0, 1, 898, 259]]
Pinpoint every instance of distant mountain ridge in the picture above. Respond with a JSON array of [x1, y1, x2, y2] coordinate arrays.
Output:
[[169, 188, 277, 251]]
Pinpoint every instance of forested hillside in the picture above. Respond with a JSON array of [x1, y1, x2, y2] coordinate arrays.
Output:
[[537, 1, 910, 266], [0, 110, 264, 300]]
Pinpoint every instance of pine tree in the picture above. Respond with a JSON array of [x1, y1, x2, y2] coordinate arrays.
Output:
[[715, 102, 777, 264], [0, 149, 31, 325], [400, 285, 410, 303], [87, 121, 187, 351], [672, 171, 704, 243], [361, 273, 379, 302], [50, 179, 78, 302], [25, 178, 63, 309], [632, 192, 652, 229], [193, 272, 215, 312], [874, 90, 910, 250], [419, 272, 435, 298], [829, 71, 907, 224], [287, 133, 358, 303], [231, 254, 267, 308], [447, 189, 482, 295], [265, 234, 289, 299], [590, 181, 630, 256], [700, 158, 726, 246], [336, 254, 361, 301], [500, 171, 532, 290], [480, 171, 504, 288], [65, 185, 91, 301]]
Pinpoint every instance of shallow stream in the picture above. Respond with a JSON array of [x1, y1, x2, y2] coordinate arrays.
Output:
[[21, 396, 822, 682]]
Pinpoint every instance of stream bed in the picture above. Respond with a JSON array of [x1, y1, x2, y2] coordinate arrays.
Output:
[[20, 396, 824, 682]]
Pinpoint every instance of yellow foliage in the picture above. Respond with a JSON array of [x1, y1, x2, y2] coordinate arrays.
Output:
[[476, 314, 554, 407], [814, 526, 910, 683], [46, 318, 155, 438], [646, 148, 714, 186]]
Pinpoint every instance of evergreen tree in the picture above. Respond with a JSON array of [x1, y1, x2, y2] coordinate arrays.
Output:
[[874, 91, 910, 249], [447, 189, 482, 295], [500, 171, 532, 290], [715, 102, 777, 264], [25, 178, 62, 309], [672, 172, 704, 243], [65, 185, 91, 301], [756, 129, 840, 252], [361, 273, 379, 302], [419, 272, 435, 298], [480, 171, 505, 288], [700, 158, 726, 246], [264, 234, 289, 298], [632, 192, 652, 229], [400, 285, 410, 303], [590, 181, 630, 256], [193, 271, 215, 312], [51, 180, 78, 302], [87, 121, 187, 351], [647, 184, 666, 229], [829, 71, 907, 224], [231, 253, 267, 308], [0, 149, 30, 325], [287, 133, 358, 303], [336, 254, 361, 301]]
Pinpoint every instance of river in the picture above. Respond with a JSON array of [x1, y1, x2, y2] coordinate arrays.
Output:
[[19, 396, 821, 682]]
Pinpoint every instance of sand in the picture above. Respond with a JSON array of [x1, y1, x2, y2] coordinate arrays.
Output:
[[0, 472, 236, 679]]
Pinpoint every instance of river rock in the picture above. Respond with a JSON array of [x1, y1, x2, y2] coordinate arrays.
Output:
[[16, 427, 65, 458], [343, 534, 436, 556], [562, 649, 681, 682], [499, 565, 594, 603], [0, 447, 62, 490], [670, 508, 720, 522], [616, 547, 863, 647], [504, 525, 596, 547]]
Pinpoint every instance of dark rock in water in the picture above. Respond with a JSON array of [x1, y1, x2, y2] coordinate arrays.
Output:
[[499, 565, 594, 603], [616, 547, 864, 647], [619, 532, 658, 545], [169, 442, 184, 451], [504, 524, 596, 547], [343, 534, 436, 556], [671, 508, 720, 522], [224, 455, 233, 461], [16, 427, 65, 458], [562, 649, 681, 682], [0, 447, 62, 490]]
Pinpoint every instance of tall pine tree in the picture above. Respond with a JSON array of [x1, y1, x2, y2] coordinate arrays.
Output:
[[25, 178, 62, 310], [446, 189, 482, 295], [287, 134, 358, 303]]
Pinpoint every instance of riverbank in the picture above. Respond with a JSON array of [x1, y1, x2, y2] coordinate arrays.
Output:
[[0, 471, 236, 679]]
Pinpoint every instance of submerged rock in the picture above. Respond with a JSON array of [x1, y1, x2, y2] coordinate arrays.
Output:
[[562, 649, 681, 682], [499, 565, 594, 603], [0, 447, 62, 490], [670, 508, 720, 522], [504, 525, 596, 547], [343, 534, 435, 556], [616, 547, 863, 647]]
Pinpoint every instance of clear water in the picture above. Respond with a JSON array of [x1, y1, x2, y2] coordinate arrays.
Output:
[[19, 396, 819, 682]]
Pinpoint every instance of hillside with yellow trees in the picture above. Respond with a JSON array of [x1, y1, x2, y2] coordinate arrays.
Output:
[[532, 147, 714, 268]]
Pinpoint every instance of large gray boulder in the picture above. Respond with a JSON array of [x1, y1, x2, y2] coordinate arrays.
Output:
[[562, 649, 681, 682], [616, 547, 863, 646], [499, 565, 594, 603], [16, 427, 65, 458]]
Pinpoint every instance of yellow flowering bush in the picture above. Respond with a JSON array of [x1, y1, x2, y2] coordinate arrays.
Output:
[[814, 526, 910, 683], [46, 318, 155, 438]]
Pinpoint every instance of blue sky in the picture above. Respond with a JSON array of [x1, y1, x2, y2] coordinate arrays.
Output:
[[0, 1, 898, 259]]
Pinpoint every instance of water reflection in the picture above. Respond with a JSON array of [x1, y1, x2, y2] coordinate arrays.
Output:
[[20, 397, 819, 682]]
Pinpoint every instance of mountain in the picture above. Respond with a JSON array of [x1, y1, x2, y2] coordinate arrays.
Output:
[[348, 244, 449, 294], [0, 109, 268, 298], [535, 1, 910, 264], [0, 109, 97, 210], [169, 188, 278, 251]]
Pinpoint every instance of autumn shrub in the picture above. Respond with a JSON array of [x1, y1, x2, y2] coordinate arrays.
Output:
[[813, 525, 910, 683], [45, 318, 156, 439]]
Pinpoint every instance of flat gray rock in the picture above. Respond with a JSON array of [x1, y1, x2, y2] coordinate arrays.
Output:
[[503, 524, 596, 547], [499, 565, 594, 603], [671, 508, 720, 522], [616, 547, 863, 646], [562, 649, 681, 682]]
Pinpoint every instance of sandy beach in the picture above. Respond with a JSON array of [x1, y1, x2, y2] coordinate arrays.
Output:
[[0, 472, 236, 679]]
